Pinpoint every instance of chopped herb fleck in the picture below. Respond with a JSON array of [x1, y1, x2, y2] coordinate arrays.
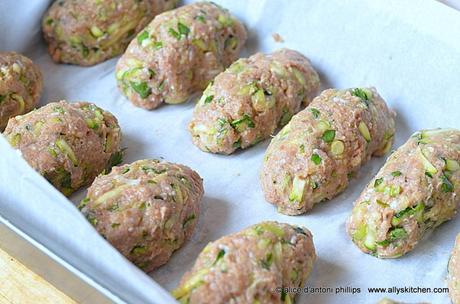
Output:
[[310, 108, 320, 119], [425, 171, 433, 178], [183, 214, 196, 227], [204, 95, 214, 104], [137, 30, 149, 45], [53, 106, 65, 114], [168, 27, 181, 39], [351, 88, 371, 101], [441, 174, 454, 192], [389, 227, 408, 240], [311, 180, 319, 189], [311, 153, 322, 165], [391, 171, 402, 177], [78, 197, 89, 210], [322, 130, 336, 143], [233, 139, 242, 149], [130, 245, 146, 255], [108, 151, 123, 167], [195, 15, 206, 23], [281, 288, 287, 301], [294, 226, 307, 235], [230, 114, 255, 132], [280, 108, 292, 126], [108, 203, 119, 211], [299, 144, 305, 154], [213, 249, 226, 265], [374, 178, 384, 188], [260, 253, 273, 270], [177, 22, 190, 36], [111, 223, 120, 228], [130, 81, 151, 99]]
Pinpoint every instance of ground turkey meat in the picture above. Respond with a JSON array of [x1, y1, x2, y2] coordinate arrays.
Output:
[[172, 221, 316, 304], [347, 129, 460, 258], [79, 159, 203, 272], [42, 0, 177, 66], [3, 100, 122, 195], [115, 1, 247, 109], [188, 48, 320, 154], [448, 233, 460, 303], [260, 88, 396, 215], [0, 52, 42, 131]]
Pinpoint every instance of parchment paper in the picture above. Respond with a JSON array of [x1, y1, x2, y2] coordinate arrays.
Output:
[[1, 0, 460, 303]]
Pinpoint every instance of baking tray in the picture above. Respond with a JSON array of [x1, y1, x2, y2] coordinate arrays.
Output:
[[1, 0, 460, 303]]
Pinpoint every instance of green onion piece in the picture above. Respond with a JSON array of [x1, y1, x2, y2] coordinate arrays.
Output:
[[351, 88, 372, 100], [270, 61, 286, 76], [137, 30, 149, 45], [204, 95, 214, 104], [230, 114, 255, 132], [177, 22, 190, 36], [417, 147, 437, 175], [445, 159, 460, 172], [376, 199, 388, 207], [171, 268, 208, 299], [109, 202, 119, 212], [291, 68, 306, 85], [183, 214, 196, 228], [217, 14, 233, 26], [279, 108, 292, 126], [233, 139, 242, 149], [374, 178, 383, 188], [192, 38, 207, 50], [56, 138, 78, 166], [441, 174, 454, 192], [260, 253, 273, 270], [358, 122, 371, 142], [213, 249, 226, 265], [153, 41, 163, 49], [85, 118, 99, 130], [322, 129, 336, 143], [353, 224, 367, 240], [310, 108, 320, 119], [195, 15, 206, 23], [311, 153, 322, 165], [224, 36, 238, 49], [391, 171, 402, 177], [90, 25, 104, 38], [78, 197, 89, 210], [299, 144, 305, 154], [331, 140, 344, 155], [108, 151, 123, 167], [289, 176, 306, 202], [130, 81, 151, 99], [168, 27, 181, 39], [389, 227, 408, 240], [364, 229, 376, 251], [130, 245, 146, 255], [228, 60, 245, 73], [317, 120, 330, 131], [48, 147, 58, 158], [384, 185, 401, 197]]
